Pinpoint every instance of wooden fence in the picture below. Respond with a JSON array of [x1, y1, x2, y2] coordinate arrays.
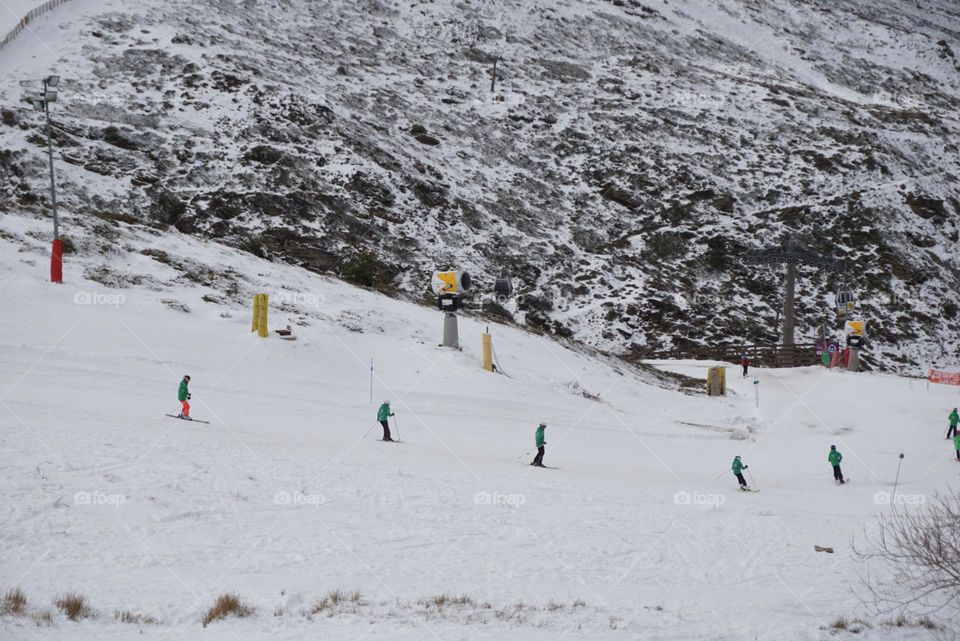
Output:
[[0, 0, 72, 51], [630, 343, 821, 369]]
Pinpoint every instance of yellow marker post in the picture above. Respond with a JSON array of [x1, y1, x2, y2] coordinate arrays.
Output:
[[482, 332, 493, 372], [252, 294, 261, 332], [257, 293, 269, 337], [707, 366, 727, 396]]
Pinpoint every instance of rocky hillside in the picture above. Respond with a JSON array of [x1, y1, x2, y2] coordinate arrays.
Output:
[[1, 0, 959, 371]]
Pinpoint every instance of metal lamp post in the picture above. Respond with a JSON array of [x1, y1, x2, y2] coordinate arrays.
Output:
[[24, 75, 62, 283]]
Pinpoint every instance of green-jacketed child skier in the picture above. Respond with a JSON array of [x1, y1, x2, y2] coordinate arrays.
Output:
[[732, 455, 749, 490], [531, 423, 547, 467], [828, 445, 845, 484], [377, 400, 395, 442], [177, 375, 191, 419]]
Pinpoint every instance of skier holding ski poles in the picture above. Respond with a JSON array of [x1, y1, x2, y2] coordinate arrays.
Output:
[[377, 400, 395, 442], [732, 455, 750, 490], [531, 423, 547, 467], [828, 445, 845, 484], [740, 354, 750, 378], [947, 408, 958, 440], [177, 375, 191, 419]]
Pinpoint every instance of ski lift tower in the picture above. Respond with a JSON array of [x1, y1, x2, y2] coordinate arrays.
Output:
[[432, 270, 472, 349], [743, 238, 842, 364]]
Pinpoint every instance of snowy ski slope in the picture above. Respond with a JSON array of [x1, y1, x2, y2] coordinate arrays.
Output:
[[1, 211, 959, 640]]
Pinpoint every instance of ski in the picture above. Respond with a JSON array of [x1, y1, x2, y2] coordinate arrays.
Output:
[[165, 414, 211, 424], [528, 464, 559, 469]]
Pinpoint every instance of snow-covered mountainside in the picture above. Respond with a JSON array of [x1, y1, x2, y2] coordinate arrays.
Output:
[[1, 0, 959, 371], [2, 211, 959, 641]]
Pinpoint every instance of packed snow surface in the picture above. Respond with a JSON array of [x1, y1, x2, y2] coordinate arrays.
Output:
[[1, 212, 959, 640]]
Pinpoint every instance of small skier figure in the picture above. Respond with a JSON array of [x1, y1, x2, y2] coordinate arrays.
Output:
[[377, 400, 395, 442], [177, 375, 191, 419], [732, 455, 749, 490], [531, 423, 547, 467], [740, 354, 750, 378], [828, 445, 845, 484], [947, 408, 959, 440]]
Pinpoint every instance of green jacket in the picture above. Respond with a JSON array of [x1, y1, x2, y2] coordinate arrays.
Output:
[[732, 457, 745, 475], [535, 426, 545, 448], [178, 379, 189, 401], [950, 410, 959, 428], [377, 403, 393, 422], [953, 434, 960, 450], [828, 449, 842, 466]]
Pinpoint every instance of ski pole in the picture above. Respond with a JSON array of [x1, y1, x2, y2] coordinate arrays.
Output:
[[393, 415, 401, 441], [892, 452, 904, 505], [747, 469, 759, 491], [362, 423, 377, 440]]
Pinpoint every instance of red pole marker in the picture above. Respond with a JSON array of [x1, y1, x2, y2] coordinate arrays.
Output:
[[51, 238, 63, 283]]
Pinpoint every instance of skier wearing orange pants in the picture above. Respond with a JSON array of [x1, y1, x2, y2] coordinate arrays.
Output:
[[178, 375, 191, 418]]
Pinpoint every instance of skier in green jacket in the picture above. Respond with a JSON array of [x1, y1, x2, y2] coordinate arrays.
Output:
[[732, 455, 749, 490], [828, 445, 844, 484], [947, 408, 959, 440], [177, 375, 191, 419], [953, 433, 960, 462], [377, 400, 394, 442], [531, 423, 547, 467]]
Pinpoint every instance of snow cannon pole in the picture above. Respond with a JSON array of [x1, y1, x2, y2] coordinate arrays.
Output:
[[892, 452, 905, 505], [51, 238, 63, 283], [747, 468, 759, 491]]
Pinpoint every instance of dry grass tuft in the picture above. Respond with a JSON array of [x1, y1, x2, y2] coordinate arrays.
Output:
[[2, 588, 27, 615], [309, 589, 363, 614], [201, 593, 253, 627], [826, 616, 871, 633], [115, 609, 159, 625], [54, 592, 95, 621], [420, 593, 475, 610], [33, 610, 53, 626], [829, 616, 849, 630]]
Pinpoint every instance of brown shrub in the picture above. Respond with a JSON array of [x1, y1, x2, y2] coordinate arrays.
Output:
[[202, 593, 253, 627]]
